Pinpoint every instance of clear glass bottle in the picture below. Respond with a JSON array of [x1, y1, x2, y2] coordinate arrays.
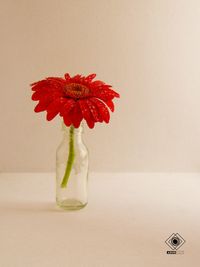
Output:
[[56, 123, 89, 210]]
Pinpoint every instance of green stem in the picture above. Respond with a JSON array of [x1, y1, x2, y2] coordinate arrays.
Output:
[[60, 126, 75, 188]]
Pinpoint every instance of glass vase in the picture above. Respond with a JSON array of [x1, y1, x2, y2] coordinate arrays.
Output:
[[56, 123, 89, 210]]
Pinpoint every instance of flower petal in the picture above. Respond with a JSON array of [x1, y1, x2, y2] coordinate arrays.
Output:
[[85, 74, 96, 82], [71, 102, 83, 128], [34, 95, 54, 112], [60, 99, 76, 116], [46, 98, 63, 121], [31, 79, 64, 95], [93, 87, 120, 101], [61, 99, 76, 127], [46, 77, 66, 88], [90, 98, 110, 123], [31, 80, 49, 91], [91, 80, 105, 88], [64, 73, 71, 81], [86, 99, 102, 122], [63, 109, 73, 127], [32, 90, 47, 101], [104, 100, 115, 112], [79, 100, 95, 128], [71, 74, 82, 83]]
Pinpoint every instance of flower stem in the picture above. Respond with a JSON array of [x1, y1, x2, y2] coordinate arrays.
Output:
[[60, 126, 75, 188]]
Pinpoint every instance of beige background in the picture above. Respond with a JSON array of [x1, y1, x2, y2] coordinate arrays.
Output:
[[1, 0, 200, 172]]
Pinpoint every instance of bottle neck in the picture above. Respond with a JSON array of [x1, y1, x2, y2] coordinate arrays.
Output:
[[62, 123, 83, 141]]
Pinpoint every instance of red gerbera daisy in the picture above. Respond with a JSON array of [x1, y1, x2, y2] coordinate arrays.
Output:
[[31, 73, 120, 128]]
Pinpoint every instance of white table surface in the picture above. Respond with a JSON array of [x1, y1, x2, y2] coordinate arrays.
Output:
[[0, 173, 199, 267]]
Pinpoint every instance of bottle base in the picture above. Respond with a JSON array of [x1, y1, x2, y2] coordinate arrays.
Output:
[[56, 198, 87, 211]]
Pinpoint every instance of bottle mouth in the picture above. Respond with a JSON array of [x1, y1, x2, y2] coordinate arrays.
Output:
[[62, 122, 84, 133]]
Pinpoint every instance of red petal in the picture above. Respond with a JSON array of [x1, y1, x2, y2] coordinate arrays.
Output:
[[63, 115, 72, 127], [34, 101, 46, 113], [34, 95, 53, 112], [104, 100, 114, 112], [46, 77, 66, 89], [85, 74, 96, 82], [91, 80, 105, 88], [79, 100, 95, 128], [71, 74, 82, 83], [32, 90, 48, 101], [86, 99, 102, 122], [90, 98, 110, 123], [63, 109, 73, 127], [46, 98, 62, 121], [93, 87, 120, 101], [31, 80, 49, 91], [71, 102, 83, 128], [64, 73, 71, 81], [31, 79, 64, 95], [46, 77, 65, 83], [61, 99, 76, 127], [60, 99, 76, 116]]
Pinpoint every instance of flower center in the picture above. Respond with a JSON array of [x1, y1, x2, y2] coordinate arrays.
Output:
[[64, 83, 90, 99]]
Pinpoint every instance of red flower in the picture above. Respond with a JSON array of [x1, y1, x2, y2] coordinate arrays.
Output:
[[31, 73, 120, 128]]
